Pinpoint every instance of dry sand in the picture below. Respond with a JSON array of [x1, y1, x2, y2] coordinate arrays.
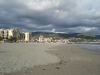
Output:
[[0, 43, 60, 75], [0, 43, 100, 75]]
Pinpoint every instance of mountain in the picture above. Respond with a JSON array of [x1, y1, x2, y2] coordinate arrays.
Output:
[[32, 32, 100, 39]]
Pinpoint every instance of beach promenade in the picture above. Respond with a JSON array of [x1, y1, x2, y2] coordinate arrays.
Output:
[[0, 43, 100, 75]]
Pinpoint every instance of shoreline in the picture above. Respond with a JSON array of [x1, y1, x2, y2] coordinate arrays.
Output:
[[0, 43, 100, 75]]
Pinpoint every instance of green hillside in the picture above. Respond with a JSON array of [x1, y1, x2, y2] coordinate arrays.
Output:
[[32, 32, 100, 39]]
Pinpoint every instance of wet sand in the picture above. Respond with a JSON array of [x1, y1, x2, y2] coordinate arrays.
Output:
[[0, 43, 100, 75]]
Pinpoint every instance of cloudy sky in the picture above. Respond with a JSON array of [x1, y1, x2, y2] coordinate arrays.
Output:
[[0, 0, 100, 34]]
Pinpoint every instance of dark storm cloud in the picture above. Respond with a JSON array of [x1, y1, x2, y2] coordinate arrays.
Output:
[[0, 0, 100, 34]]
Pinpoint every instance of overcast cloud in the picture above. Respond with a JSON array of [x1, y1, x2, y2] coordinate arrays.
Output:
[[0, 0, 100, 34]]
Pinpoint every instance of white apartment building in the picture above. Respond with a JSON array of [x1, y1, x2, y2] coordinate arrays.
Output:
[[0, 28, 20, 39], [8, 28, 20, 39], [39, 35, 52, 43], [0, 28, 9, 39], [20, 32, 25, 41], [0, 28, 32, 42], [0, 30, 3, 37], [39, 35, 44, 42], [22, 32, 32, 42]]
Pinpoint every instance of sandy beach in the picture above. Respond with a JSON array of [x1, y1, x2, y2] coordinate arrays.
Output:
[[0, 43, 100, 75]]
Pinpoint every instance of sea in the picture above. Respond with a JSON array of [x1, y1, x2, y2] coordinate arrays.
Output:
[[75, 43, 100, 51]]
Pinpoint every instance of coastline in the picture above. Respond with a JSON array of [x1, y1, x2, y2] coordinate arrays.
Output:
[[0, 43, 100, 75]]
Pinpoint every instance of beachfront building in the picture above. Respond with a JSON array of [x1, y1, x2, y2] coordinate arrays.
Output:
[[20, 32, 25, 41], [0, 28, 32, 42], [39, 35, 44, 42], [23, 32, 32, 42], [0, 28, 9, 39], [0, 28, 20, 39], [0, 29, 4, 38], [39, 35, 52, 43], [8, 28, 20, 39], [44, 37, 52, 43]]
